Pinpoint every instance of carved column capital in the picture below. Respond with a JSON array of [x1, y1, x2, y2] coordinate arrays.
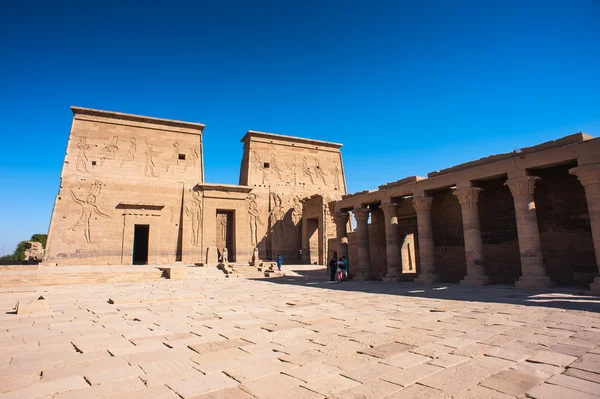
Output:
[[570, 163, 600, 187], [453, 187, 483, 211], [505, 176, 540, 197], [333, 212, 349, 224], [380, 202, 399, 225], [353, 207, 370, 222], [412, 197, 434, 212]]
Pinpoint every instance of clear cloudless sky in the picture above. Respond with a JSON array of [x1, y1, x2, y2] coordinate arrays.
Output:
[[0, 0, 599, 255]]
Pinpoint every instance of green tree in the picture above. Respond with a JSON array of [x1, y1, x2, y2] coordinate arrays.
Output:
[[30, 234, 47, 249]]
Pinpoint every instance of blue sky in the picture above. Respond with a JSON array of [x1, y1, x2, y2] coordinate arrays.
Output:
[[0, 1, 598, 255]]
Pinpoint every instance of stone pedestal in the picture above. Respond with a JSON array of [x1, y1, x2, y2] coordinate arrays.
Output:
[[205, 246, 219, 266], [453, 187, 490, 286], [380, 202, 403, 282], [570, 163, 600, 295], [412, 197, 439, 284], [505, 176, 554, 289], [353, 208, 373, 280], [333, 212, 349, 260]]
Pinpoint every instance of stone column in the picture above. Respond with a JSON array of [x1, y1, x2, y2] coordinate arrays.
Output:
[[570, 163, 600, 294], [353, 207, 373, 280], [453, 187, 490, 286], [333, 212, 349, 260], [380, 202, 402, 282], [412, 197, 439, 284], [505, 176, 553, 289]]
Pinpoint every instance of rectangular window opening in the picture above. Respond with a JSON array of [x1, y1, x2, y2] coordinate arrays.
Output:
[[263, 162, 270, 168], [91, 161, 97, 166], [178, 154, 186, 160]]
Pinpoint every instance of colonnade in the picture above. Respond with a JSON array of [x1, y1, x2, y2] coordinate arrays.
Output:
[[334, 165, 600, 292]]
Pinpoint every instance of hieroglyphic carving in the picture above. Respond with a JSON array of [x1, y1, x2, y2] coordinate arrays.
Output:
[[144, 141, 159, 177], [302, 157, 315, 184], [166, 142, 181, 171], [287, 157, 298, 185], [269, 193, 286, 245], [252, 151, 267, 183], [75, 137, 91, 173], [270, 153, 284, 181], [333, 165, 341, 190], [314, 158, 327, 185], [101, 136, 119, 160], [247, 193, 264, 247], [185, 191, 202, 247], [65, 180, 109, 244]]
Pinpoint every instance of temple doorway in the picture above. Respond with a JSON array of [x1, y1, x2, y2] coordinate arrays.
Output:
[[216, 210, 235, 262], [132, 224, 149, 265]]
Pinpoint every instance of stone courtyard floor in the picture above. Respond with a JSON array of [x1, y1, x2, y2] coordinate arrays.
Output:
[[1, 265, 600, 399]]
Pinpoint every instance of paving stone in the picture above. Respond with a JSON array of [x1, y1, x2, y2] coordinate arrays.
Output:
[[53, 377, 146, 399], [0, 375, 88, 399], [223, 358, 296, 383], [278, 349, 328, 366], [342, 361, 398, 383], [381, 352, 431, 369], [564, 367, 600, 384], [547, 343, 591, 357], [323, 353, 377, 372], [486, 346, 531, 362], [104, 385, 181, 399], [281, 362, 342, 383], [452, 343, 495, 358], [85, 365, 143, 385], [41, 357, 130, 381], [569, 353, 600, 373], [453, 385, 515, 399], [418, 355, 514, 395], [384, 383, 451, 398], [527, 350, 578, 367], [479, 368, 545, 396], [428, 354, 471, 368], [411, 343, 455, 358], [328, 378, 403, 399], [359, 342, 415, 359], [192, 387, 254, 398], [546, 373, 600, 396], [382, 363, 444, 387], [166, 372, 238, 398], [240, 373, 323, 399], [0, 372, 41, 394], [301, 373, 360, 396], [188, 339, 250, 355], [526, 382, 599, 399]]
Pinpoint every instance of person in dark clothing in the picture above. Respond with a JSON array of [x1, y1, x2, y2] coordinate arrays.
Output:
[[329, 258, 337, 281]]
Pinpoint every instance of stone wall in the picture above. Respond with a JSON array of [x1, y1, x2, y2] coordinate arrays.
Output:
[[431, 188, 466, 282], [478, 177, 521, 284], [533, 164, 596, 285]]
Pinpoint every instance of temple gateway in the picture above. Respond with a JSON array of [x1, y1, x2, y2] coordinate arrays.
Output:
[[44, 107, 600, 293]]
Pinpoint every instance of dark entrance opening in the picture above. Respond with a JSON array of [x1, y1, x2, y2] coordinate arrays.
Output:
[[216, 210, 236, 262], [133, 224, 149, 265]]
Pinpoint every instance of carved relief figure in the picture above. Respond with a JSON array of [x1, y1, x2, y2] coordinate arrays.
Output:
[[314, 157, 328, 185], [287, 157, 298, 185], [333, 165, 341, 190], [127, 137, 137, 161], [101, 136, 119, 160], [144, 141, 159, 177], [291, 195, 302, 225], [247, 193, 264, 247], [270, 153, 285, 181], [185, 191, 202, 247], [190, 144, 199, 166], [166, 142, 181, 171], [302, 157, 314, 184], [252, 151, 267, 183], [75, 137, 91, 173], [66, 180, 109, 244], [270, 193, 286, 246]]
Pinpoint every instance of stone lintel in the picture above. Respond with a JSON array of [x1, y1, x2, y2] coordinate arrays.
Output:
[[196, 183, 253, 193], [241, 130, 343, 149], [71, 106, 205, 133]]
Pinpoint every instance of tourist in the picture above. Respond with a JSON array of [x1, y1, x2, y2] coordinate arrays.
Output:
[[329, 257, 337, 281], [337, 258, 344, 282], [342, 256, 349, 279], [277, 254, 283, 271]]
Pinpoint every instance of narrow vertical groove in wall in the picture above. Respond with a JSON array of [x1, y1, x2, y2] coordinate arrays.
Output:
[[176, 184, 184, 262]]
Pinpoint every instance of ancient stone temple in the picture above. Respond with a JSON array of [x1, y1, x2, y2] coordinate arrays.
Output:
[[44, 107, 346, 266], [332, 133, 600, 293]]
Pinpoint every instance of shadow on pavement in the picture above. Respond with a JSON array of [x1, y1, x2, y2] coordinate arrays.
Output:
[[250, 265, 600, 313]]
